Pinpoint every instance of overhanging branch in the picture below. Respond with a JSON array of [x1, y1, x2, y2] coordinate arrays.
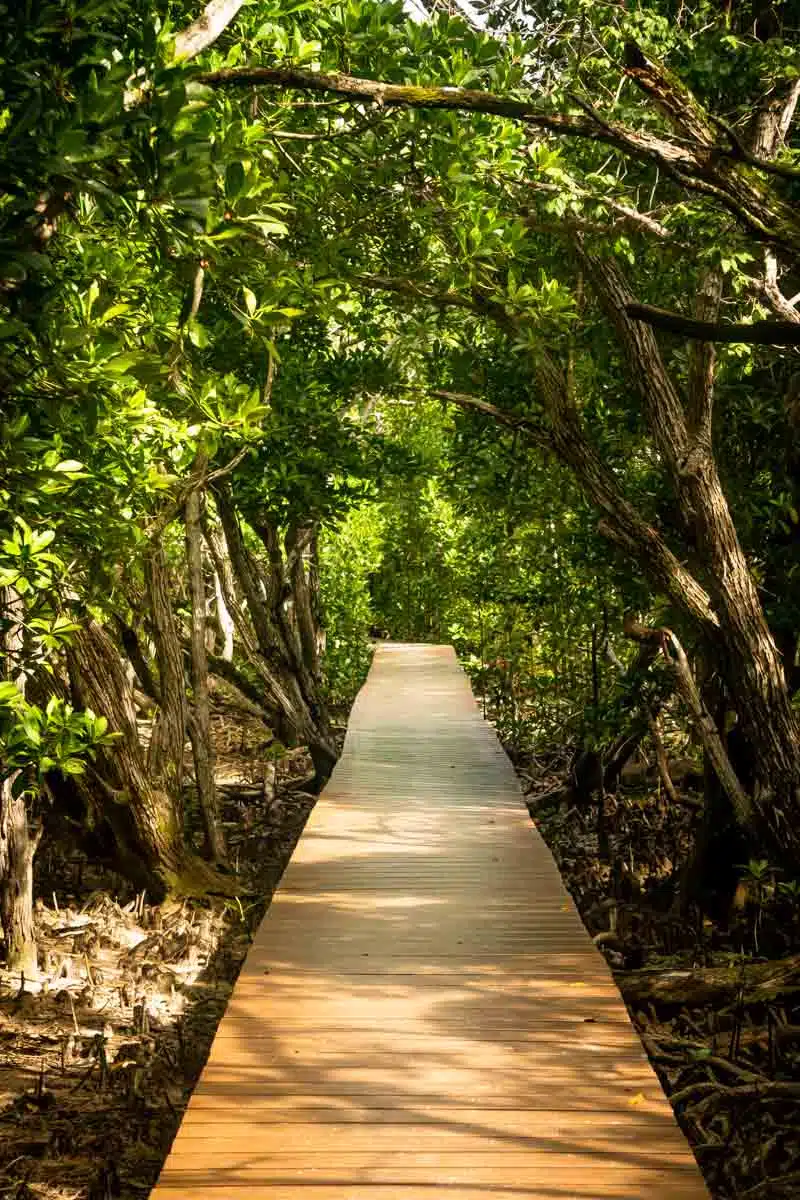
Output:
[[174, 0, 247, 62], [625, 302, 800, 345], [197, 59, 800, 260], [429, 389, 547, 444]]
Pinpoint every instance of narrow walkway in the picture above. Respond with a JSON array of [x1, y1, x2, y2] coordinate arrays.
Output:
[[151, 644, 709, 1199]]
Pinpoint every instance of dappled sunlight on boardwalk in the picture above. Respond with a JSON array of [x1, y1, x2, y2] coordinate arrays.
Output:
[[150, 644, 709, 1200]]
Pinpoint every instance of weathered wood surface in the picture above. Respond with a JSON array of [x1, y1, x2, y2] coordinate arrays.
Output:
[[150, 643, 709, 1199]]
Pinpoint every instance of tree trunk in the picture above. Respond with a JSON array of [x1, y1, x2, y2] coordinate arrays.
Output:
[[623, 617, 753, 831], [617, 954, 800, 1010], [210, 487, 338, 785], [0, 774, 38, 975], [0, 586, 38, 975], [67, 622, 231, 899], [144, 545, 187, 794], [581, 249, 800, 869], [213, 564, 235, 661], [115, 615, 160, 703], [287, 523, 323, 680], [185, 481, 226, 863]]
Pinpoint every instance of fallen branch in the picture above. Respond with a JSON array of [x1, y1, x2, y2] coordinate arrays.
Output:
[[616, 954, 800, 1008], [671, 1078, 800, 1108]]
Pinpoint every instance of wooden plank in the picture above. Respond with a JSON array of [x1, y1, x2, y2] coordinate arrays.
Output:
[[149, 642, 709, 1200]]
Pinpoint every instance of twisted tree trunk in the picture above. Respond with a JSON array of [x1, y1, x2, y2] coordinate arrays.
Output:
[[67, 622, 232, 899], [209, 487, 337, 784]]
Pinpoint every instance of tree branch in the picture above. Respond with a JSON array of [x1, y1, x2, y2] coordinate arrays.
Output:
[[361, 265, 719, 636], [356, 273, 476, 311], [745, 76, 800, 165], [686, 266, 723, 443], [579, 248, 689, 472], [430, 384, 719, 632], [173, 0, 246, 62], [428, 388, 548, 443], [146, 446, 252, 542], [199, 64, 800, 259], [762, 249, 800, 324], [624, 302, 800, 345], [522, 179, 673, 239], [622, 40, 716, 145], [623, 616, 752, 829]]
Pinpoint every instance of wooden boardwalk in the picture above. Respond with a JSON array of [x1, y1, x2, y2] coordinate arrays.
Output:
[[151, 643, 709, 1199]]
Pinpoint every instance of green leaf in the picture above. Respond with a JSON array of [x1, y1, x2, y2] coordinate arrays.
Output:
[[61, 759, 86, 776], [30, 529, 56, 552], [225, 161, 246, 200], [175, 197, 211, 221], [0, 319, 26, 339], [188, 320, 209, 348], [96, 303, 132, 326]]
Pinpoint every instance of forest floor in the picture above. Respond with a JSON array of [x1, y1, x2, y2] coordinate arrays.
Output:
[[516, 746, 800, 1200], [0, 706, 333, 1200]]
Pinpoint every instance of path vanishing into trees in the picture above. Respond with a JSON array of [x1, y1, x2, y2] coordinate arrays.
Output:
[[150, 643, 708, 1199]]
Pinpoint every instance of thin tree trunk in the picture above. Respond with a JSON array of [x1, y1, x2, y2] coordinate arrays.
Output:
[[213, 564, 235, 661], [0, 776, 39, 975], [211, 489, 338, 784], [204, 516, 301, 744], [144, 545, 187, 794], [173, 0, 246, 61], [623, 617, 752, 831], [647, 709, 679, 811], [287, 523, 322, 680], [185, 482, 226, 863], [0, 586, 38, 975], [115, 615, 161, 703]]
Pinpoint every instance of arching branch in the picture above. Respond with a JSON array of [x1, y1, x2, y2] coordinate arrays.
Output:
[[173, 0, 247, 62]]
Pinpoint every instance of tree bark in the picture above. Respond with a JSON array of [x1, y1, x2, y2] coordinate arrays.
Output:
[[582, 249, 800, 868], [211, 488, 337, 784], [530, 351, 720, 634], [0, 774, 39, 975], [624, 302, 800, 345], [173, 0, 246, 62], [115, 615, 161, 702], [67, 622, 232, 899], [617, 954, 800, 1009], [185, 481, 226, 863], [623, 617, 752, 831], [144, 545, 187, 796], [287, 523, 324, 680], [0, 586, 38, 975], [213, 562, 235, 661]]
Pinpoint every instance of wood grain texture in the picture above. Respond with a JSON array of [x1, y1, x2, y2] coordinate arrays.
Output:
[[150, 643, 709, 1199]]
